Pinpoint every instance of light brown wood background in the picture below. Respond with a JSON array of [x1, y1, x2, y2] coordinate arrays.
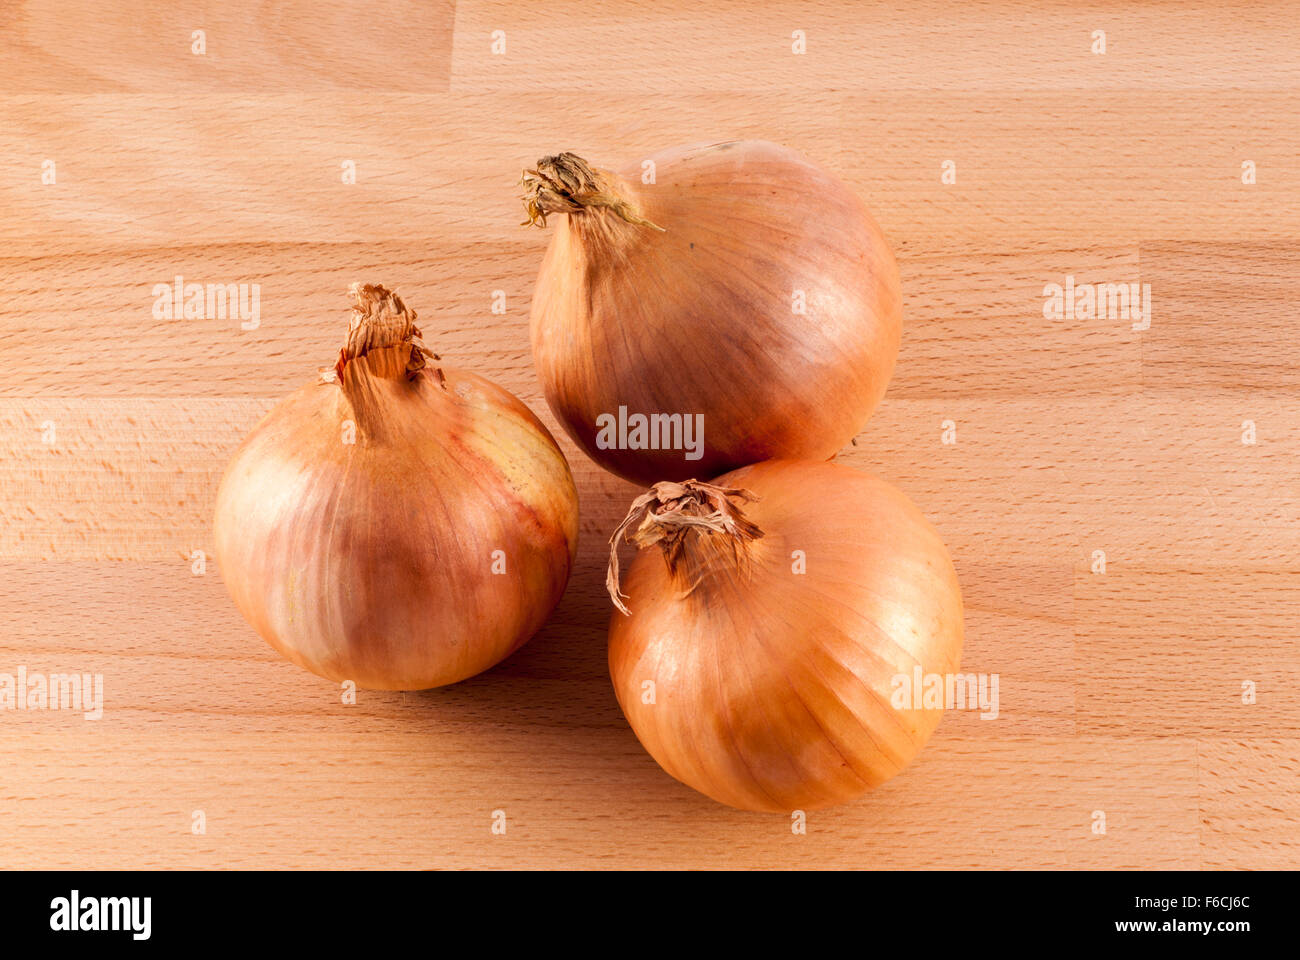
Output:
[[2, 0, 1298, 870]]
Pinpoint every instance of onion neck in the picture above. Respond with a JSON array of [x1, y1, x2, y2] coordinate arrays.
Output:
[[606, 480, 763, 615], [331, 282, 444, 440], [522, 152, 665, 241]]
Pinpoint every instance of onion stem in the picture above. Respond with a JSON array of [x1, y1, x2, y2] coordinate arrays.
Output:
[[606, 479, 761, 615], [521, 152, 664, 231]]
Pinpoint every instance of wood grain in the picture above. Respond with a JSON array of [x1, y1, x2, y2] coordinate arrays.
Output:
[[1, 0, 1297, 870]]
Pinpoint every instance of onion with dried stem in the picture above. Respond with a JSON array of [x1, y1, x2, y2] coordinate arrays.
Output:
[[214, 283, 579, 690], [524, 140, 902, 484], [606, 460, 963, 812]]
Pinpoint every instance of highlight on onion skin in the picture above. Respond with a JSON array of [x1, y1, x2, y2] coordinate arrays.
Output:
[[524, 140, 902, 485], [606, 460, 963, 812], [214, 283, 579, 691]]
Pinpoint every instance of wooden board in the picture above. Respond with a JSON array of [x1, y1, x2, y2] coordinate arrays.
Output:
[[1, 0, 1297, 870]]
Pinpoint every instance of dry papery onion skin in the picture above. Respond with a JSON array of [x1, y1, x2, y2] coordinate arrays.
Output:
[[214, 283, 579, 691], [524, 141, 902, 485], [606, 460, 963, 812]]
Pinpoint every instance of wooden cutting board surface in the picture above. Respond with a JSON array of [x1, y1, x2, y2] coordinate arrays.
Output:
[[2, 0, 1298, 869]]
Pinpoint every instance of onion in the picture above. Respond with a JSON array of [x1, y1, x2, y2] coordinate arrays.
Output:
[[524, 140, 901, 484], [214, 283, 579, 690], [606, 460, 963, 812]]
